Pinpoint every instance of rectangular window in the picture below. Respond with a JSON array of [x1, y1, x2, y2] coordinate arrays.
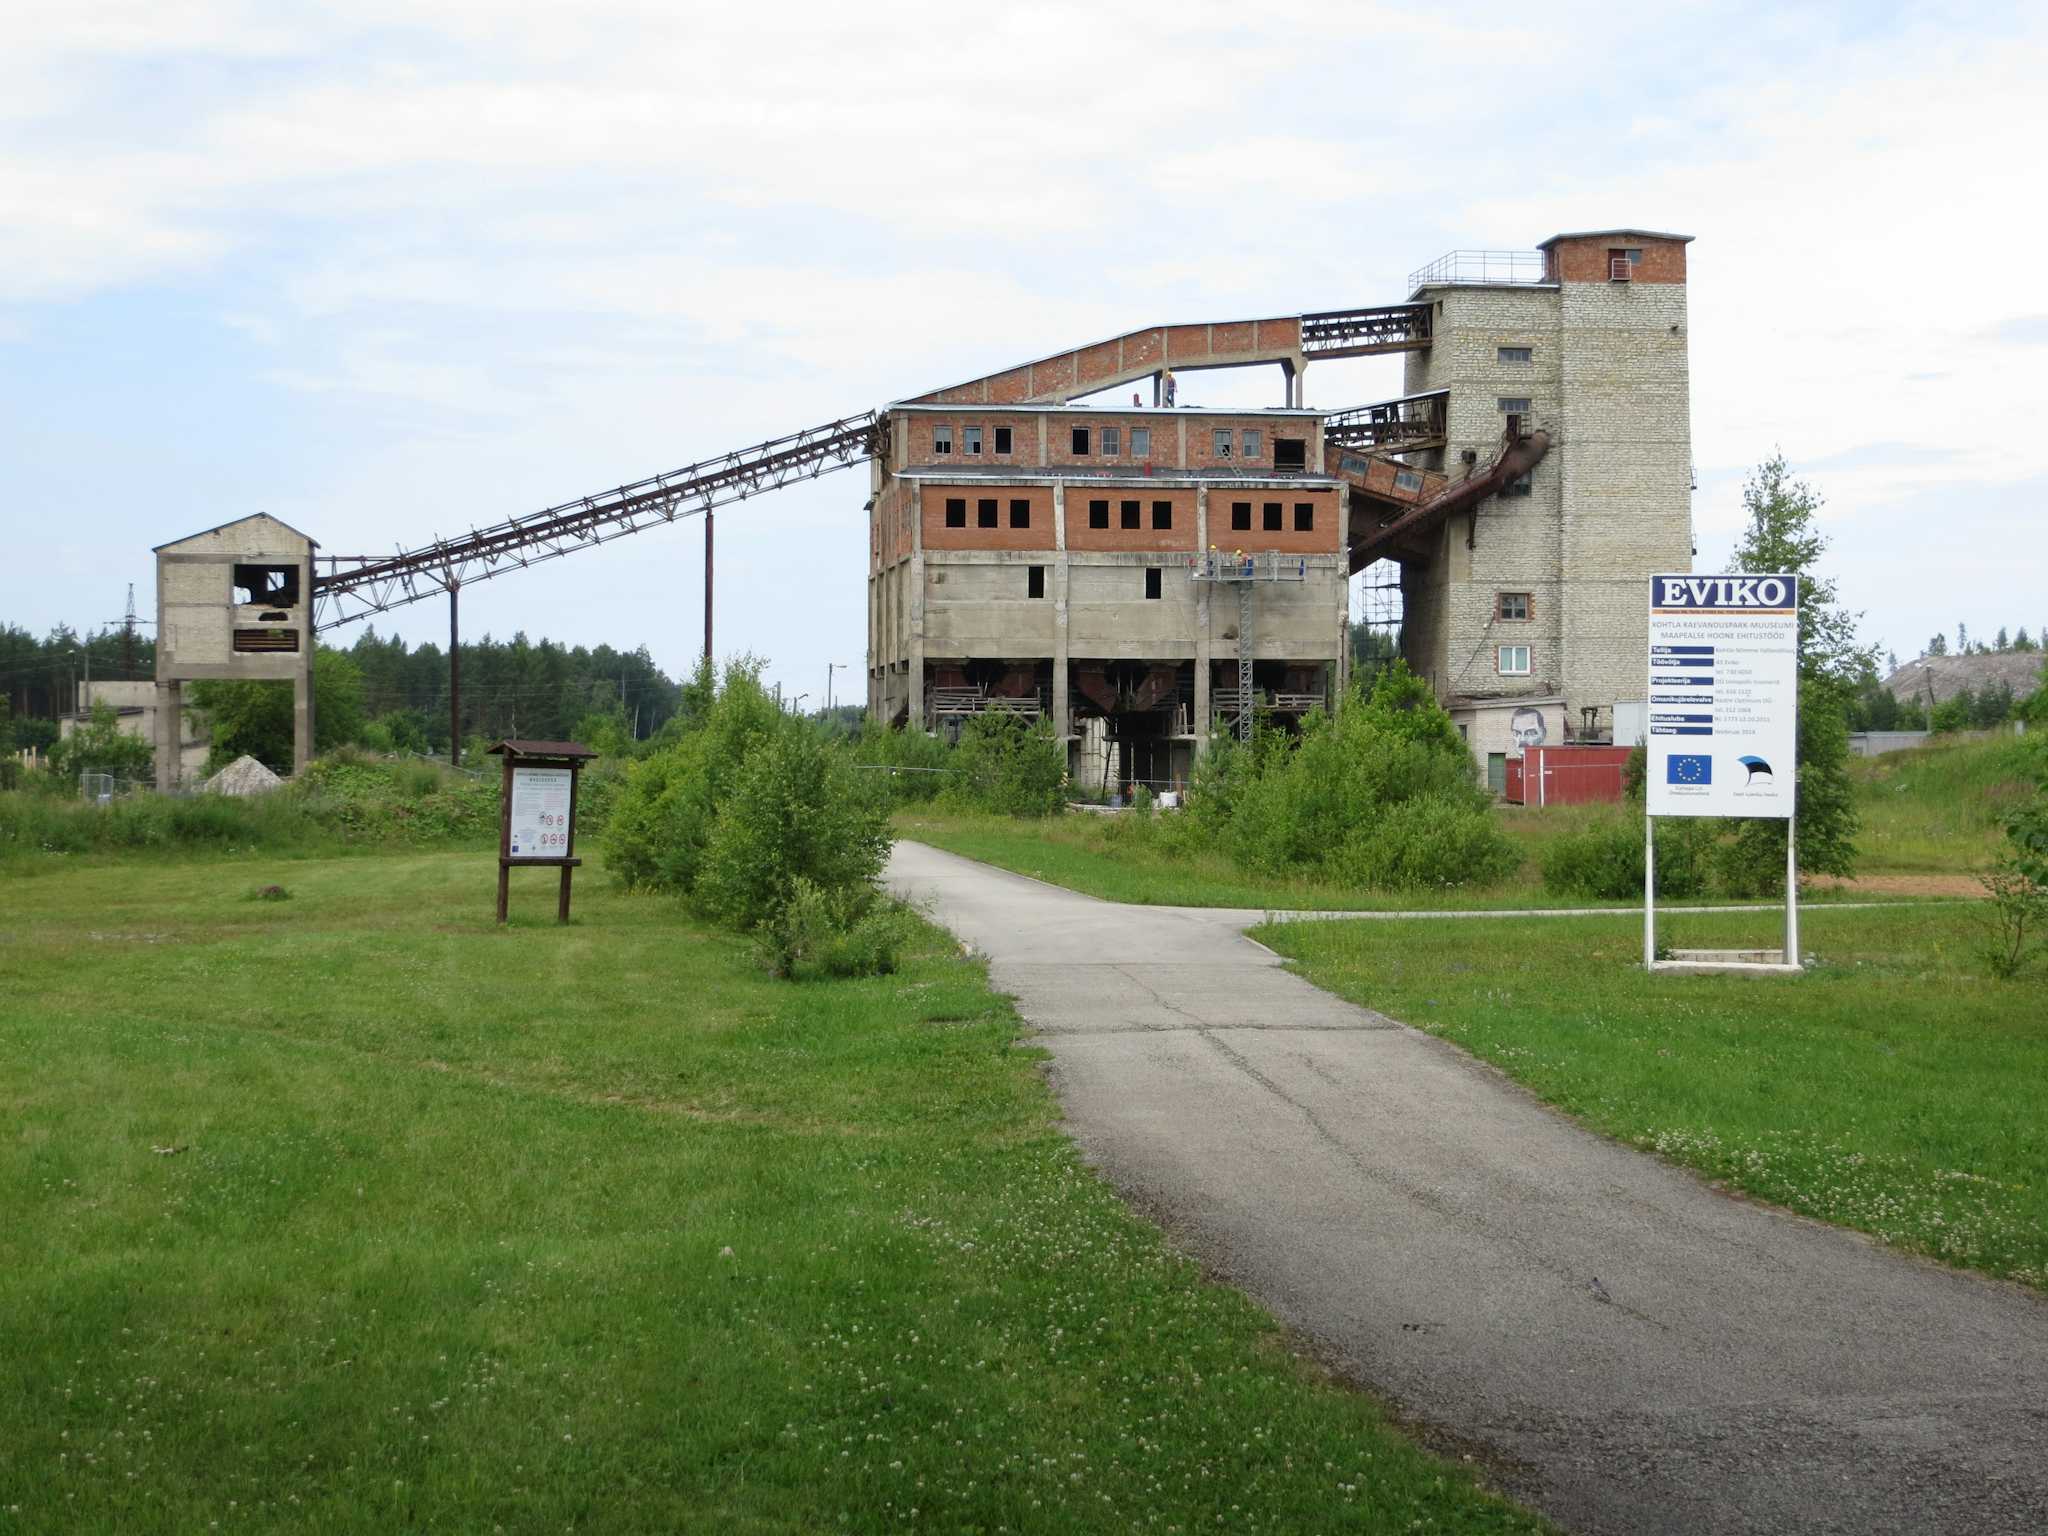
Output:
[[977, 498, 998, 528], [1240, 429, 1261, 459], [1144, 568, 1162, 600], [993, 425, 1013, 454], [933, 425, 953, 455], [1088, 498, 1109, 529], [1120, 499, 1141, 530], [1131, 426, 1151, 458], [1502, 473, 1533, 498], [1212, 429, 1233, 459], [1274, 437, 1306, 472], [1394, 468, 1424, 493], [1101, 426, 1121, 457], [1151, 499, 1173, 529], [1293, 502, 1314, 531], [1262, 501, 1282, 531], [1009, 497, 1031, 529], [963, 426, 983, 455], [1498, 397, 1531, 414], [1072, 426, 1091, 455], [1498, 644, 1531, 676], [1231, 501, 1251, 531], [1623, 247, 1642, 265], [1027, 565, 1045, 599], [945, 497, 966, 528], [1497, 346, 1532, 365], [1497, 592, 1530, 621]]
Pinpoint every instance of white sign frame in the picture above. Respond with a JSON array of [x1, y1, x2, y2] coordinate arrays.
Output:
[[506, 765, 574, 861], [1643, 573, 1802, 972]]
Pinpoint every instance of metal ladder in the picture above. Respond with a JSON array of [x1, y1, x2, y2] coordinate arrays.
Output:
[[1236, 585, 1255, 743]]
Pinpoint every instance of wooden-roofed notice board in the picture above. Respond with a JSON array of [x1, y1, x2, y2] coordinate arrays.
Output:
[[487, 740, 598, 923]]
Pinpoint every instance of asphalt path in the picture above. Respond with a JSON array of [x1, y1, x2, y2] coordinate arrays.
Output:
[[887, 840, 2048, 1535]]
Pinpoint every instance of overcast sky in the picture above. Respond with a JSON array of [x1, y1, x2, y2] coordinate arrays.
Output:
[[4, 0, 2044, 704]]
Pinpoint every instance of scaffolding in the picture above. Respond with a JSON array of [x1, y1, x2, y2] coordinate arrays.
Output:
[[1353, 559, 1404, 684], [1188, 553, 1311, 743]]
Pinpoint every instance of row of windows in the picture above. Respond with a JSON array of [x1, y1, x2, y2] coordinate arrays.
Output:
[[944, 496, 1033, 529], [927, 423, 1284, 461], [942, 497, 1322, 533]]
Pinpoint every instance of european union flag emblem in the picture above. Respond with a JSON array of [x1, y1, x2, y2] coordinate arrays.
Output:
[[1666, 753, 1712, 786]]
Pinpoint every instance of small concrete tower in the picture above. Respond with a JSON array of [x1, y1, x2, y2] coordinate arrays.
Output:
[[152, 513, 318, 789]]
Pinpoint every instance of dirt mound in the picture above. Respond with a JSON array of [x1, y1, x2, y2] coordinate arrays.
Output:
[[206, 755, 284, 796]]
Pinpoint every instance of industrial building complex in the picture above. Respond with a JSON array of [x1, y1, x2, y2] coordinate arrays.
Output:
[[149, 228, 1693, 795]]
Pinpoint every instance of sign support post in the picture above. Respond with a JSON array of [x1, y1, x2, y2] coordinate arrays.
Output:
[[487, 739, 598, 924], [1644, 573, 1802, 976]]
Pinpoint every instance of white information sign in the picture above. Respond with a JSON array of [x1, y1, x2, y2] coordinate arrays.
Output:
[[507, 765, 574, 859], [1645, 574, 1798, 820]]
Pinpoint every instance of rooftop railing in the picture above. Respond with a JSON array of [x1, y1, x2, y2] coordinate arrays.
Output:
[[1407, 250, 1549, 291]]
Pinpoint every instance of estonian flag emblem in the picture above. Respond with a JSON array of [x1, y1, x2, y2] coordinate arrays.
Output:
[[1666, 753, 1711, 785], [1739, 755, 1773, 784]]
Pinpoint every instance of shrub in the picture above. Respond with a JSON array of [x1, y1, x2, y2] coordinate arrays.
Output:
[[694, 728, 891, 930], [46, 702, 155, 784], [847, 720, 952, 805], [1336, 794, 1519, 890], [1716, 677, 1859, 896], [943, 714, 1065, 817], [753, 879, 919, 981], [1980, 766, 2048, 978], [1542, 815, 1713, 900]]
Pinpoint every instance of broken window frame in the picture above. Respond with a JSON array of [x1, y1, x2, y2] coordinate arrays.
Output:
[[231, 563, 301, 608], [1497, 591, 1531, 621], [993, 425, 1013, 454], [1212, 429, 1233, 459], [1072, 426, 1091, 455]]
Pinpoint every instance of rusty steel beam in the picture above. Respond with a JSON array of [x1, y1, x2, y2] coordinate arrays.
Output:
[[1324, 389, 1449, 453], [313, 413, 879, 630], [1300, 303, 1433, 358], [1349, 428, 1551, 574]]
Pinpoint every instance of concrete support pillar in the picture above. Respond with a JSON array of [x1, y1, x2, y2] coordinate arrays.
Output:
[[293, 648, 315, 777], [154, 681, 181, 792], [1193, 487, 1211, 753], [1281, 359, 1297, 408], [1051, 483, 1070, 740]]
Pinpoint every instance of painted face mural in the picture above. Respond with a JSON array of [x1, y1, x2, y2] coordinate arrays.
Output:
[[1510, 707, 1547, 749]]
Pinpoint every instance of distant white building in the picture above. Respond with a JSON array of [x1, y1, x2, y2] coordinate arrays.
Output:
[[61, 680, 209, 780]]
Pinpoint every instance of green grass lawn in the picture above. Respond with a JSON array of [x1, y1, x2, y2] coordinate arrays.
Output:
[[894, 805, 1895, 912], [0, 850, 1547, 1534], [1847, 730, 2044, 873], [1258, 904, 2048, 1291]]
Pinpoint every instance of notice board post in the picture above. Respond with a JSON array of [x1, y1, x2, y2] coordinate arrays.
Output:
[[487, 740, 598, 924], [1645, 575, 1801, 973]]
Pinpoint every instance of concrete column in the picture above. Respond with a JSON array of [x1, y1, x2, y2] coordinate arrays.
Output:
[[1194, 487, 1211, 752], [908, 487, 927, 731], [294, 650, 315, 776], [1052, 482, 1070, 740], [154, 681, 181, 791]]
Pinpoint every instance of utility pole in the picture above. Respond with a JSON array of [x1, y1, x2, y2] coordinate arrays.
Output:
[[703, 510, 715, 666], [448, 577, 462, 767], [826, 661, 847, 714]]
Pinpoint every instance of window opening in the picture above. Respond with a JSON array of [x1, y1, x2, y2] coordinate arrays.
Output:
[[1497, 592, 1531, 621], [1101, 426, 1121, 457], [1262, 502, 1282, 531], [1131, 426, 1151, 458], [944, 497, 967, 528], [1144, 569, 1162, 600], [977, 498, 998, 528], [933, 425, 953, 455], [1072, 426, 1091, 455], [963, 426, 983, 455], [1498, 645, 1531, 676], [1231, 501, 1251, 531], [994, 425, 1013, 454], [1274, 438, 1306, 472], [1240, 429, 1261, 459], [1498, 397, 1531, 414], [1502, 473, 1533, 498], [1212, 429, 1233, 458], [1293, 502, 1314, 531], [1121, 499, 1141, 530], [1028, 566, 1046, 599], [1151, 499, 1172, 529], [232, 564, 300, 607], [1089, 498, 1109, 529], [1009, 498, 1031, 528], [1497, 346, 1532, 365], [1394, 469, 1424, 493]]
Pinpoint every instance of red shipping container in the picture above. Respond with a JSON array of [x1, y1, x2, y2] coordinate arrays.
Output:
[[1503, 745, 1632, 806]]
